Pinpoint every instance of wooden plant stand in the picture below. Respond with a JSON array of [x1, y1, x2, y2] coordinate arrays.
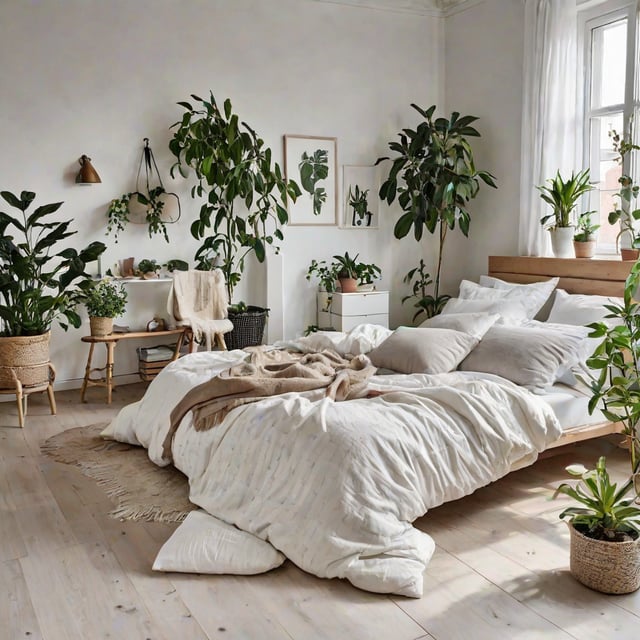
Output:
[[80, 329, 187, 404], [0, 363, 56, 428]]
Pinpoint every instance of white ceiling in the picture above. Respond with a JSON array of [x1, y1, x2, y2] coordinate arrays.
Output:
[[312, 0, 473, 17]]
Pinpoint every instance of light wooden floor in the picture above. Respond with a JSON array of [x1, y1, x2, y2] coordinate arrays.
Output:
[[1, 384, 640, 640]]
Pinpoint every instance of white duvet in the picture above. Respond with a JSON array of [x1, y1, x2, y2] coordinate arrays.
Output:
[[104, 326, 562, 597]]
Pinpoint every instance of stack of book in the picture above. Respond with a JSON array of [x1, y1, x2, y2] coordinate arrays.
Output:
[[137, 345, 176, 382]]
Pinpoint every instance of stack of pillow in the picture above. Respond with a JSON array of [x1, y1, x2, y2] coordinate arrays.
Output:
[[368, 275, 621, 394]]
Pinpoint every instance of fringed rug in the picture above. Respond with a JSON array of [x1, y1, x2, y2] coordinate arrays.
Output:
[[41, 423, 196, 523]]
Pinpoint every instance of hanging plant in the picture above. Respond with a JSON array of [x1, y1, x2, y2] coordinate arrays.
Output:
[[105, 139, 181, 243]]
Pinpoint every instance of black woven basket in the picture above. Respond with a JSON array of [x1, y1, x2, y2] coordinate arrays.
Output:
[[226, 306, 268, 350]]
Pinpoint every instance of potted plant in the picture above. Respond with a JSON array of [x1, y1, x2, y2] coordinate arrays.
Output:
[[306, 259, 340, 312], [0, 190, 105, 392], [83, 279, 128, 337], [555, 257, 640, 593], [607, 124, 640, 261], [169, 92, 301, 349], [377, 104, 496, 319], [331, 252, 381, 294], [537, 169, 594, 258], [137, 258, 161, 279], [573, 210, 600, 259], [554, 457, 640, 593], [106, 139, 181, 244]]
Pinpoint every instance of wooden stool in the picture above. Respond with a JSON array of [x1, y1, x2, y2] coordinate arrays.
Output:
[[0, 363, 56, 428], [80, 329, 187, 404]]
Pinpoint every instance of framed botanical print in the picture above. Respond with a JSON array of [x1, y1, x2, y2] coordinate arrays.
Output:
[[284, 135, 337, 225]]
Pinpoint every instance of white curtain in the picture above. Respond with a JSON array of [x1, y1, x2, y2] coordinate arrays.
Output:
[[519, 0, 579, 256]]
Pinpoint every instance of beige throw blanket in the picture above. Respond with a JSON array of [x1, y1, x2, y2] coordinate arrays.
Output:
[[162, 347, 376, 462], [167, 270, 234, 350]]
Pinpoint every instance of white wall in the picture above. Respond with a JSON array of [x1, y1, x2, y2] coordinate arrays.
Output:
[[442, 0, 525, 295], [0, 0, 444, 386]]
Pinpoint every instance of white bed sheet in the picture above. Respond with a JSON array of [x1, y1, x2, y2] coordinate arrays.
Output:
[[539, 382, 606, 432]]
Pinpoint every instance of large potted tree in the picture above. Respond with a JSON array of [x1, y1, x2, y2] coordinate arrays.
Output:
[[169, 92, 301, 349], [376, 104, 496, 320], [0, 190, 105, 407]]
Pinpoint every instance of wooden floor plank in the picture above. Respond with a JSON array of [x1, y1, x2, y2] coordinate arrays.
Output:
[[1, 383, 639, 639], [0, 559, 44, 640]]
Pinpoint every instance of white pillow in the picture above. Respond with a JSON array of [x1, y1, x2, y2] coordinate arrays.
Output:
[[152, 510, 285, 574], [441, 297, 529, 325], [459, 325, 588, 393], [460, 277, 559, 320], [368, 326, 478, 374], [419, 312, 500, 341], [546, 289, 622, 327]]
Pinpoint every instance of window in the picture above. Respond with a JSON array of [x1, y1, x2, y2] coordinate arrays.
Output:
[[581, 1, 638, 253]]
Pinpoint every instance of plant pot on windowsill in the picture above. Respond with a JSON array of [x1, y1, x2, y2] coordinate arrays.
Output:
[[549, 226, 575, 258], [621, 248, 640, 261], [573, 234, 597, 259]]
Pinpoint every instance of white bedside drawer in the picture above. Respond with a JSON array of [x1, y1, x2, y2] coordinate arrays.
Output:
[[332, 313, 389, 332], [332, 291, 389, 316]]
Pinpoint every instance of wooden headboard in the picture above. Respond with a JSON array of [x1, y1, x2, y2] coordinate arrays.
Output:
[[488, 256, 632, 297]]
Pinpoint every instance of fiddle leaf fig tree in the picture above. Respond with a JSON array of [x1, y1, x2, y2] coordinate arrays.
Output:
[[169, 92, 301, 301], [377, 104, 497, 318]]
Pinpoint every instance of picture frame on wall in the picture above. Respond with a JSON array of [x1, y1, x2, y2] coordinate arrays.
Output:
[[342, 165, 379, 229], [284, 135, 337, 226]]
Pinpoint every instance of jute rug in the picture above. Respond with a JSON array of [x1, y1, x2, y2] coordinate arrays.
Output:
[[42, 423, 196, 523]]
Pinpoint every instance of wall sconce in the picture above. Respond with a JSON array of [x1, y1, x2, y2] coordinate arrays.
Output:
[[75, 154, 101, 184]]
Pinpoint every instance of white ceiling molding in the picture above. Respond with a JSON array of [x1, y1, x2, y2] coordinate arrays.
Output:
[[312, 0, 442, 17], [312, 0, 481, 17]]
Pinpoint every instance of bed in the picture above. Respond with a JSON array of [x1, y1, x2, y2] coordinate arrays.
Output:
[[102, 255, 632, 598]]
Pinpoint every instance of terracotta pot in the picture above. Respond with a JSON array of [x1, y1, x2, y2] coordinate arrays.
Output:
[[573, 240, 596, 259], [0, 331, 51, 389], [549, 227, 575, 258], [89, 316, 114, 337], [621, 248, 640, 261], [568, 523, 640, 594], [339, 278, 358, 293]]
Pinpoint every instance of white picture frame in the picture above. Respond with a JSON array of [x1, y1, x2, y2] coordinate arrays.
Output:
[[284, 135, 337, 226], [342, 165, 379, 229]]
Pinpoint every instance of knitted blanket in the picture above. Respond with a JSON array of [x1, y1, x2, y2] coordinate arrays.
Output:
[[163, 347, 376, 461], [167, 270, 234, 349]]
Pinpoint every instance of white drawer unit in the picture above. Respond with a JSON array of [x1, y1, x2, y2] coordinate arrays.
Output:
[[317, 291, 389, 331]]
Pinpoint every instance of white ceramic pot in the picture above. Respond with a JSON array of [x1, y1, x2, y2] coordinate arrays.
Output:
[[549, 227, 575, 258]]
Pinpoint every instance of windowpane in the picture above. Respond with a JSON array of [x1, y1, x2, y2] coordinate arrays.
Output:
[[589, 113, 623, 248], [591, 19, 627, 109]]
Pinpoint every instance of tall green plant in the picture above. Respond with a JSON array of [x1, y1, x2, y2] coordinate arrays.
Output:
[[583, 258, 640, 476], [169, 92, 301, 301], [377, 104, 496, 318], [0, 190, 105, 336]]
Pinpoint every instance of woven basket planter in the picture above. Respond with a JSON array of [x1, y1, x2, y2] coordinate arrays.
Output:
[[0, 332, 51, 389], [569, 523, 640, 594], [226, 306, 268, 351], [89, 316, 114, 337]]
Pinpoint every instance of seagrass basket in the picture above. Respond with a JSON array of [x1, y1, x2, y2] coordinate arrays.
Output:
[[89, 316, 114, 337], [569, 523, 640, 594], [226, 306, 268, 350], [0, 332, 51, 389]]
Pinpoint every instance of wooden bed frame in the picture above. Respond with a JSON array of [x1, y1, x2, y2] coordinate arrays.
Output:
[[488, 255, 632, 449]]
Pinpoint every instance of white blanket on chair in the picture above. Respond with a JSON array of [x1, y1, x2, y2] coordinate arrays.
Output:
[[167, 270, 233, 349]]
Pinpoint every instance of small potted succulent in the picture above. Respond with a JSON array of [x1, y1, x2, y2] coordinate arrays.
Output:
[[83, 279, 128, 337]]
